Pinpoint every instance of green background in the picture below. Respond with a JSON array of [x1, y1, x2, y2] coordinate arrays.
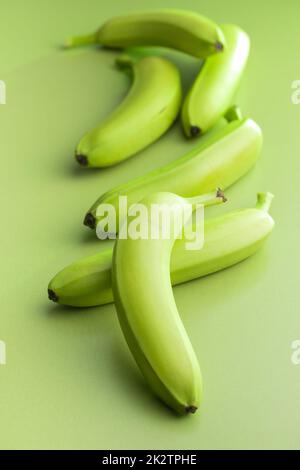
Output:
[[1, 0, 299, 450]]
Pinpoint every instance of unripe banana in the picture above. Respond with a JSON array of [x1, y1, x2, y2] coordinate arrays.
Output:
[[65, 9, 225, 58], [84, 115, 262, 233], [112, 190, 225, 414], [48, 193, 274, 307], [75, 54, 182, 167], [181, 24, 250, 137]]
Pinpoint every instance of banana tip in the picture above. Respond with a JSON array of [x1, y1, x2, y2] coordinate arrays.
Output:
[[216, 188, 227, 203], [48, 289, 59, 303], [215, 41, 224, 52], [84, 212, 96, 229], [185, 405, 198, 414], [76, 154, 88, 166], [190, 126, 201, 137]]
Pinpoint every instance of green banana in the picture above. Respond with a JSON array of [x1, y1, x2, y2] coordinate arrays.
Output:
[[112, 190, 225, 414], [84, 115, 262, 234], [48, 193, 274, 308], [75, 54, 182, 167], [65, 9, 225, 58], [181, 24, 250, 137]]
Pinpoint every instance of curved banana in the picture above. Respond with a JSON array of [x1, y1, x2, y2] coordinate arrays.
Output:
[[181, 24, 250, 137], [84, 115, 262, 233], [75, 54, 182, 167], [65, 9, 225, 58], [112, 190, 225, 414], [48, 193, 274, 308]]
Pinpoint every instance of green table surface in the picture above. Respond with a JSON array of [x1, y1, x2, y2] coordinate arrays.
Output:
[[1, 0, 299, 450]]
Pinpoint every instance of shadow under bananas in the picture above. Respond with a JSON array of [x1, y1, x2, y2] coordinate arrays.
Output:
[[109, 340, 196, 420]]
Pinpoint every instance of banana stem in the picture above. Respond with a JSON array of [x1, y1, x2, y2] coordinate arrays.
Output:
[[224, 105, 243, 123], [64, 32, 98, 48], [256, 192, 274, 212], [187, 188, 227, 209]]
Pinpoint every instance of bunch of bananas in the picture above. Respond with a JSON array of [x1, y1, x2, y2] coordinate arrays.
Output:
[[48, 10, 275, 415]]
